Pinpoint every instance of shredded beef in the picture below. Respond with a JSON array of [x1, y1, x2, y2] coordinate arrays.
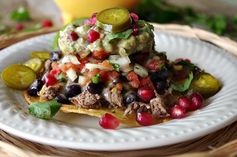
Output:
[[70, 90, 101, 109], [38, 84, 62, 100], [102, 87, 124, 108], [124, 101, 151, 116], [150, 96, 169, 117], [124, 94, 169, 117]]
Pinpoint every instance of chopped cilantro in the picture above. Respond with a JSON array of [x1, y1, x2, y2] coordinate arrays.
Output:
[[111, 63, 120, 72], [92, 74, 100, 84], [106, 29, 133, 42]]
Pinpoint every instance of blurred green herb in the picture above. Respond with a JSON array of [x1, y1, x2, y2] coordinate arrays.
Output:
[[0, 24, 10, 34], [135, 0, 236, 36], [92, 74, 100, 84], [10, 6, 31, 22]]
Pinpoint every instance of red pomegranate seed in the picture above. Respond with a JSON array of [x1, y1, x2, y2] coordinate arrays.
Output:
[[147, 59, 159, 72], [42, 19, 53, 28], [99, 113, 120, 129], [90, 13, 97, 25], [177, 96, 191, 111], [132, 27, 139, 36], [87, 30, 100, 43], [45, 74, 57, 86], [130, 12, 139, 21], [16, 23, 24, 30], [136, 112, 154, 126], [84, 13, 97, 25], [170, 105, 186, 119], [189, 92, 204, 111], [137, 87, 155, 102], [69, 31, 79, 41]]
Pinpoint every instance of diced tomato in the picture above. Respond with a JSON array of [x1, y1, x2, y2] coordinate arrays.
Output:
[[79, 57, 89, 64], [127, 71, 139, 82], [99, 60, 113, 70], [92, 50, 110, 60], [88, 68, 100, 78], [140, 77, 155, 90], [129, 81, 140, 89], [61, 63, 82, 72], [127, 71, 140, 88], [49, 68, 61, 77], [99, 70, 109, 82], [45, 74, 57, 86], [108, 71, 120, 81]]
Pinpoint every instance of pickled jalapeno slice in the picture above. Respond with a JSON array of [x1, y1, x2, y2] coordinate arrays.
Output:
[[24, 58, 43, 73], [96, 8, 132, 33], [1, 64, 36, 90]]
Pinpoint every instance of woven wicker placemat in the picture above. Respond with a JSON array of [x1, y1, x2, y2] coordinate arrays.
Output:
[[0, 24, 237, 157]]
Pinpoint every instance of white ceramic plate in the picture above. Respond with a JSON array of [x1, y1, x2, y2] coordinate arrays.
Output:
[[0, 30, 237, 151]]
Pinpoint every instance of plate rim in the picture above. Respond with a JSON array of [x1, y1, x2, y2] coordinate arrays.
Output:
[[0, 31, 237, 151]]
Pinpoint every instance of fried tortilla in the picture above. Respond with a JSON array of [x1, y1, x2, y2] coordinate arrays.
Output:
[[23, 91, 140, 127]]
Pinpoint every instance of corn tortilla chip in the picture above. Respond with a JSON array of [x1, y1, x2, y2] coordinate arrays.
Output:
[[23, 91, 139, 126]]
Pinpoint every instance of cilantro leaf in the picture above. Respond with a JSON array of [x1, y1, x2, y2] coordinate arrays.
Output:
[[137, 20, 154, 36], [10, 6, 31, 22], [106, 29, 133, 42], [57, 73, 67, 82], [171, 72, 194, 92], [176, 60, 197, 70], [92, 74, 100, 84], [28, 100, 61, 120], [111, 63, 120, 72]]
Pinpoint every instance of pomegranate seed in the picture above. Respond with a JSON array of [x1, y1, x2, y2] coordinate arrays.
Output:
[[84, 13, 97, 25], [42, 19, 53, 28], [177, 96, 191, 111], [99, 113, 120, 129], [137, 112, 154, 126], [87, 30, 100, 43], [69, 31, 79, 41], [16, 23, 24, 30], [132, 27, 139, 36], [137, 87, 155, 102], [189, 92, 204, 111], [170, 105, 186, 119], [90, 13, 97, 25], [130, 12, 139, 21], [45, 74, 57, 86]]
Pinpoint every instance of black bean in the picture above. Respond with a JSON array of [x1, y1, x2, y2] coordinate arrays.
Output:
[[65, 84, 81, 98], [27, 79, 44, 96], [87, 82, 103, 94], [55, 94, 70, 104], [157, 66, 169, 80], [124, 91, 137, 105], [50, 51, 62, 61], [156, 80, 167, 95]]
